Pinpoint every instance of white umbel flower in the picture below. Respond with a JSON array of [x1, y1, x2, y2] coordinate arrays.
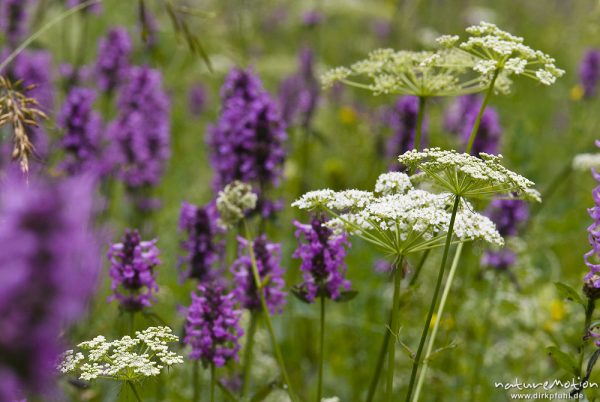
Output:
[[397, 148, 541, 202], [293, 171, 503, 256], [572, 153, 600, 172], [58, 326, 184, 382]]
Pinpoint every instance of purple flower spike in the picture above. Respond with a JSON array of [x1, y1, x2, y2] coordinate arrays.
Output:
[[231, 235, 286, 314], [95, 27, 132, 93], [188, 84, 208, 117], [108, 229, 160, 312], [58, 87, 103, 175], [184, 283, 243, 367], [208, 68, 287, 193], [68, 0, 102, 14], [293, 216, 351, 302], [579, 49, 600, 98], [178, 201, 223, 283], [107, 66, 171, 189], [481, 249, 517, 271], [386, 96, 427, 167], [0, 0, 30, 47], [444, 95, 480, 135], [0, 173, 101, 400], [462, 105, 502, 155], [485, 199, 529, 238]]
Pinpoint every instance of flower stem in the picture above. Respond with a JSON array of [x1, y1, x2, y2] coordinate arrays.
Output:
[[211, 364, 216, 402], [317, 293, 326, 402], [127, 381, 143, 402], [412, 242, 464, 402], [464, 69, 500, 154], [386, 257, 404, 401], [241, 312, 258, 397], [414, 97, 427, 152], [579, 299, 596, 376], [409, 250, 431, 287], [468, 277, 499, 402], [404, 196, 461, 402], [193, 360, 200, 402], [243, 222, 298, 402]]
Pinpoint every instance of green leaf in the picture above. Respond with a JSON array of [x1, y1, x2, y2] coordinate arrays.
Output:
[[546, 346, 579, 375], [250, 380, 281, 402], [554, 282, 586, 308], [334, 290, 359, 303]]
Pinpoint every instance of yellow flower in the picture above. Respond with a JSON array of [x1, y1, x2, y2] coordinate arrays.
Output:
[[338, 105, 358, 125], [550, 299, 566, 322], [570, 84, 584, 101]]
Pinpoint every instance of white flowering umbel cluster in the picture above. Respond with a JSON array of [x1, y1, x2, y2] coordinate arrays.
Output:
[[216, 180, 258, 229], [437, 21, 565, 86], [321, 49, 488, 97], [292, 171, 503, 257], [58, 326, 184, 382], [398, 148, 541, 202], [572, 153, 600, 172]]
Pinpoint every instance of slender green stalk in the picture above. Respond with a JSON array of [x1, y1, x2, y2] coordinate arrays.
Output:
[[193, 360, 200, 402], [465, 69, 500, 154], [386, 257, 404, 401], [414, 97, 427, 152], [127, 381, 143, 402], [211, 364, 216, 402], [412, 243, 464, 402], [367, 251, 432, 402], [241, 312, 259, 397], [468, 277, 499, 402], [405, 196, 461, 402], [579, 299, 596, 377], [243, 222, 298, 402], [317, 293, 326, 402], [129, 312, 135, 336], [0, 0, 101, 73]]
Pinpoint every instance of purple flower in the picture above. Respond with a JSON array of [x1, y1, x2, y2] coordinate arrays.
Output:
[[481, 249, 517, 271], [0, 173, 101, 400], [208, 68, 287, 193], [444, 95, 480, 134], [138, 6, 158, 48], [385, 96, 427, 166], [584, 146, 600, 293], [188, 84, 207, 117], [302, 10, 324, 27], [293, 216, 351, 302], [59, 63, 93, 88], [0, 0, 30, 47], [371, 18, 392, 41], [95, 27, 132, 93], [108, 229, 160, 312], [279, 47, 320, 129], [107, 66, 171, 189], [485, 199, 529, 238], [231, 235, 286, 314], [579, 49, 600, 98], [67, 0, 102, 14], [178, 201, 223, 283], [462, 105, 502, 155], [58, 87, 103, 175], [184, 282, 243, 367]]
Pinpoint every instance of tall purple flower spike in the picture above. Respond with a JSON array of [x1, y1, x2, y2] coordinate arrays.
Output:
[[579, 49, 600, 98], [0, 0, 30, 48], [95, 27, 132, 93], [385, 96, 427, 168], [584, 141, 600, 293]]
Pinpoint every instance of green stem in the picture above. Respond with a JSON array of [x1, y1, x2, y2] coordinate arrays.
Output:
[[127, 381, 143, 402], [0, 0, 101, 73], [211, 364, 216, 402], [243, 222, 298, 402], [579, 299, 596, 377], [367, 252, 432, 402], [241, 312, 258, 397], [129, 312, 135, 336], [412, 243, 464, 402], [414, 97, 427, 152], [386, 257, 404, 401], [468, 277, 499, 402], [193, 360, 200, 402], [465, 69, 500, 154], [317, 294, 326, 402], [405, 196, 461, 402]]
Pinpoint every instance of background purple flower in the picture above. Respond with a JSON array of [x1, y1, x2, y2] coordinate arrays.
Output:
[[108, 229, 160, 312], [279, 47, 320, 129], [293, 216, 351, 302], [178, 201, 223, 283], [95, 27, 132, 93], [184, 282, 243, 367], [208, 68, 286, 212], [231, 235, 287, 314], [107, 65, 171, 189], [0, 173, 101, 400], [444, 95, 480, 134], [385, 96, 427, 167], [462, 105, 502, 155], [58, 87, 103, 175], [302, 10, 324, 27], [188, 84, 207, 117], [485, 199, 529, 238], [67, 0, 102, 14], [481, 249, 517, 271], [579, 49, 600, 98], [0, 0, 30, 47], [585, 147, 600, 290]]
